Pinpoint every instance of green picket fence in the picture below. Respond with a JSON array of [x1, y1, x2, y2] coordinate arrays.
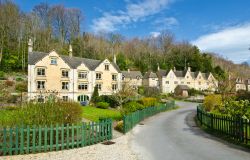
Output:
[[123, 101, 175, 133], [197, 105, 250, 145], [0, 119, 112, 156]]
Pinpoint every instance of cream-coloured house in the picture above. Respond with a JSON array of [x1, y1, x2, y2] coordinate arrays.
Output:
[[156, 67, 218, 93], [28, 42, 121, 102], [235, 78, 247, 91], [142, 71, 159, 88], [121, 69, 142, 89]]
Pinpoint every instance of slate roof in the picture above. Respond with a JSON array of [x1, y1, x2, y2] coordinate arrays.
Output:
[[28, 51, 121, 72], [122, 71, 142, 79], [156, 69, 167, 77], [143, 71, 158, 79]]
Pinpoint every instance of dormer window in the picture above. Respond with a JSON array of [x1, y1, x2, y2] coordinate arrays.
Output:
[[50, 58, 57, 65], [105, 64, 109, 71], [136, 76, 140, 80], [78, 71, 87, 79], [37, 68, 45, 76]]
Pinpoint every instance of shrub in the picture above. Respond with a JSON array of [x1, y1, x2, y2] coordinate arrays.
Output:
[[0, 71, 5, 78], [143, 87, 160, 97], [91, 85, 99, 103], [98, 95, 120, 108], [203, 94, 222, 112], [139, 97, 157, 107], [188, 88, 204, 96], [222, 100, 250, 119], [0, 101, 82, 127], [123, 101, 145, 114], [96, 102, 110, 109], [115, 121, 124, 132], [15, 77, 24, 81], [15, 82, 27, 92], [5, 80, 14, 86]]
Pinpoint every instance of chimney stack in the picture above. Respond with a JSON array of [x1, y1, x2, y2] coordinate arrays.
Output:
[[69, 44, 73, 58], [113, 54, 116, 64], [187, 66, 191, 72], [28, 39, 33, 53], [127, 68, 130, 73], [157, 63, 160, 71], [173, 67, 176, 72]]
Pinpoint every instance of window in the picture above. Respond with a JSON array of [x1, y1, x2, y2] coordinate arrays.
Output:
[[78, 83, 88, 90], [37, 68, 45, 76], [112, 74, 117, 81], [198, 81, 201, 85], [174, 81, 178, 84], [207, 82, 210, 85], [78, 72, 87, 79], [112, 84, 118, 91], [50, 58, 57, 65], [122, 75, 125, 80], [37, 81, 45, 89], [181, 81, 184, 84], [62, 70, 69, 78], [37, 96, 44, 102], [187, 82, 190, 84], [136, 76, 140, 80], [105, 64, 109, 70], [166, 81, 169, 84], [199, 76, 201, 79], [186, 76, 189, 78], [96, 84, 102, 90], [62, 82, 69, 90], [62, 96, 68, 101], [96, 73, 102, 80]]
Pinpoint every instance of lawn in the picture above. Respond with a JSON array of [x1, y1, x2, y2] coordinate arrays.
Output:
[[81, 106, 122, 122]]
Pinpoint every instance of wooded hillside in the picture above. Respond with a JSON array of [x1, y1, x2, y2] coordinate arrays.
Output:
[[0, 0, 249, 80]]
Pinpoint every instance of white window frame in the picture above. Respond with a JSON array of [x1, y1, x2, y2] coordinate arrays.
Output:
[[37, 68, 45, 76], [78, 83, 88, 90], [78, 71, 87, 79], [96, 84, 102, 90], [62, 82, 69, 90], [62, 96, 68, 101], [62, 70, 69, 78], [50, 57, 57, 65], [104, 64, 109, 71], [112, 74, 117, 81], [96, 73, 102, 80], [37, 81, 45, 89], [112, 84, 118, 91]]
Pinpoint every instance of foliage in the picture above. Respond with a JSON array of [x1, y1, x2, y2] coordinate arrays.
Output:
[[122, 101, 145, 114], [236, 90, 250, 101], [114, 121, 124, 132], [203, 94, 222, 111], [188, 88, 204, 96], [15, 82, 27, 92], [143, 87, 160, 97], [221, 100, 250, 119], [5, 80, 14, 86], [139, 97, 157, 107], [0, 71, 5, 78], [0, 101, 82, 127], [96, 102, 110, 109], [81, 106, 122, 121], [91, 85, 99, 103], [98, 95, 120, 108]]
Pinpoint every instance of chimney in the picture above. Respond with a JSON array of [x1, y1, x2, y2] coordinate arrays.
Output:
[[157, 63, 160, 71], [28, 39, 33, 53], [69, 44, 73, 58], [173, 67, 176, 72], [187, 66, 191, 72], [113, 54, 116, 64], [127, 68, 130, 73]]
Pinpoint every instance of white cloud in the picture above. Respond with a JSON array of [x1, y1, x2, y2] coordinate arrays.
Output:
[[150, 32, 161, 38], [192, 23, 250, 63], [91, 0, 173, 33], [154, 17, 178, 30]]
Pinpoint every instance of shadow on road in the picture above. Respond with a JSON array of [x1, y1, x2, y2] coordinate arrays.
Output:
[[183, 110, 250, 153]]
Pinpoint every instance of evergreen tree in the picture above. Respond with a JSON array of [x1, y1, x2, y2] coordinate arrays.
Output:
[[91, 85, 99, 103]]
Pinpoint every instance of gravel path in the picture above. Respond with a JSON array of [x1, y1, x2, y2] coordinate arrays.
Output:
[[1, 132, 138, 160]]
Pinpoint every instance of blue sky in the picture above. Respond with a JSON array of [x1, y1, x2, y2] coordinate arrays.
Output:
[[14, 0, 250, 63]]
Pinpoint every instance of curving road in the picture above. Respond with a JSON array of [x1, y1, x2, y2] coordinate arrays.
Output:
[[130, 101, 250, 160]]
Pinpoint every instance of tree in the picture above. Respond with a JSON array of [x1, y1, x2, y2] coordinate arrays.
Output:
[[91, 85, 99, 103]]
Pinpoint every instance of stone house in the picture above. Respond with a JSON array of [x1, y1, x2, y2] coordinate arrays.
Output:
[[121, 69, 142, 89]]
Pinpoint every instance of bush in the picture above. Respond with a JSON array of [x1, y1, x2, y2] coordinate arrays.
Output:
[[91, 85, 99, 103], [204, 94, 222, 112], [139, 97, 157, 107], [98, 95, 120, 108], [15, 77, 24, 81], [15, 82, 27, 92], [143, 87, 160, 97], [96, 102, 110, 109], [115, 121, 124, 132], [222, 99, 250, 119], [0, 71, 5, 78], [5, 80, 14, 86], [188, 88, 204, 96], [123, 101, 145, 114], [0, 101, 82, 127]]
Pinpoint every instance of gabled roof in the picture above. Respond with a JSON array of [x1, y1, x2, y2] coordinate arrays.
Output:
[[28, 51, 121, 72], [175, 85, 190, 90], [143, 71, 158, 79], [122, 71, 142, 79], [157, 69, 167, 77]]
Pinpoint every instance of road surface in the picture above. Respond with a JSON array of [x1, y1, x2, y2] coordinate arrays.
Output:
[[130, 101, 250, 160]]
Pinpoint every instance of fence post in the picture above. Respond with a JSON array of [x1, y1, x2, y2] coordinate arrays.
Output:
[[210, 114, 214, 130], [240, 118, 244, 143], [123, 116, 126, 134]]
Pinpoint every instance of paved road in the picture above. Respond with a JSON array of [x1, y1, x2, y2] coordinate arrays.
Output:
[[130, 101, 250, 160]]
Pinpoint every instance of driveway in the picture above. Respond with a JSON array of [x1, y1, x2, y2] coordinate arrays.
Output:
[[130, 101, 250, 160]]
